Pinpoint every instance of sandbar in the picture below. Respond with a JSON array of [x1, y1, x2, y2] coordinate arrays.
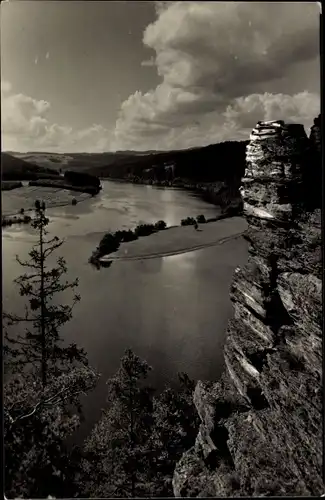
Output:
[[100, 216, 248, 262]]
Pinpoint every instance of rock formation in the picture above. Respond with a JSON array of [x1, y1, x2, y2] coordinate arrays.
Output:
[[310, 114, 321, 153], [173, 118, 323, 497]]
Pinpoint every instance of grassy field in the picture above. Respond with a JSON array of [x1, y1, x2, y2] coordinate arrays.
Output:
[[1, 186, 91, 216]]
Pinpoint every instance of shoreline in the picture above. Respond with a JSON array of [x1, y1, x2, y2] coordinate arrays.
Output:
[[99, 216, 248, 264], [101, 232, 245, 262], [99, 176, 243, 214], [2, 187, 93, 221]]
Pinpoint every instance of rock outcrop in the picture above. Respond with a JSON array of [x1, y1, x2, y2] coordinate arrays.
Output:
[[173, 118, 323, 497], [310, 114, 321, 153]]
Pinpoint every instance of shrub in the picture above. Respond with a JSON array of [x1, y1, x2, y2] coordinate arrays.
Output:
[[196, 214, 206, 224], [71, 198, 77, 206], [122, 230, 137, 242], [20, 208, 25, 215], [113, 230, 135, 243], [181, 217, 196, 226], [98, 232, 120, 254], [154, 220, 167, 230], [134, 223, 155, 237]]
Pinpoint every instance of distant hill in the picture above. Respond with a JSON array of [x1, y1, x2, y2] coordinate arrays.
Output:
[[9, 151, 136, 172], [1, 152, 60, 180], [9, 141, 248, 183], [7, 141, 249, 211]]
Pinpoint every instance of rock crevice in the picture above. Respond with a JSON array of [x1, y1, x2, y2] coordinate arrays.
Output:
[[173, 117, 323, 497]]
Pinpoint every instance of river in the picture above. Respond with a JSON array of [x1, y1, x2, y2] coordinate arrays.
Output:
[[2, 180, 248, 442]]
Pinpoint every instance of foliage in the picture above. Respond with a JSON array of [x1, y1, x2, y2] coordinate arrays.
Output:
[[148, 372, 200, 496], [196, 214, 206, 223], [4, 367, 99, 499], [3, 201, 86, 387], [81, 349, 155, 497], [80, 351, 199, 498], [64, 170, 101, 188], [181, 217, 196, 226], [2, 215, 32, 227], [134, 223, 156, 237], [89, 220, 168, 267], [3, 201, 99, 498], [114, 229, 137, 243], [154, 220, 167, 230], [98, 232, 120, 255]]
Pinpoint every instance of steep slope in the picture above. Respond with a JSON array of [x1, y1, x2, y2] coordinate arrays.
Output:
[[173, 117, 322, 497]]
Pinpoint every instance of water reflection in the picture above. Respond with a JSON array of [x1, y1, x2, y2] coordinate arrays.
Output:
[[2, 180, 248, 442]]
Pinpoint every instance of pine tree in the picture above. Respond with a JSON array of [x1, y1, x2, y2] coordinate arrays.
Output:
[[3, 200, 99, 498], [4, 200, 87, 386], [81, 349, 155, 497]]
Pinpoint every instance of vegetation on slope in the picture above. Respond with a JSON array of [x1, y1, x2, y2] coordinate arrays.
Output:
[[1, 152, 60, 181], [83, 140, 248, 186]]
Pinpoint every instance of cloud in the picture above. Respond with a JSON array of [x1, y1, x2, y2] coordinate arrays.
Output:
[[1, 85, 111, 153], [111, 1, 320, 151], [2, 2, 320, 153], [223, 91, 321, 138]]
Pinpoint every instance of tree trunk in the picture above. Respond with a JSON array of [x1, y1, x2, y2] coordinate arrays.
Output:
[[40, 214, 47, 388], [130, 384, 135, 498]]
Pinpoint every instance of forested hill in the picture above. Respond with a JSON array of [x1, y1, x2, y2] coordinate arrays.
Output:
[[82, 140, 249, 183], [1, 152, 59, 180]]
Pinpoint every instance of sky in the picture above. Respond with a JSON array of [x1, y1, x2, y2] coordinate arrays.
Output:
[[1, 0, 321, 153]]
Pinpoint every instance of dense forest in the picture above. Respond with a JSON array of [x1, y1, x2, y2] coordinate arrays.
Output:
[[84, 140, 249, 184]]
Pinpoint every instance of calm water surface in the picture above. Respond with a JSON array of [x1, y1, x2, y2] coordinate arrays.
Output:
[[2, 180, 248, 441]]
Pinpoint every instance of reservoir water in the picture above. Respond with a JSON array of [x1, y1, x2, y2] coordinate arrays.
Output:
[[2, 180, 248, 441]]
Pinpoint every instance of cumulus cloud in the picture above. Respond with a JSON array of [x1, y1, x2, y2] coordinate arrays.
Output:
[[1, 2, 320, 153], [1, 85, 111, 153], [111, 1, 320, 151]]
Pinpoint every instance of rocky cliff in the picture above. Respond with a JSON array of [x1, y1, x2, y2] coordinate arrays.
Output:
[[173, 118, 323, 497]]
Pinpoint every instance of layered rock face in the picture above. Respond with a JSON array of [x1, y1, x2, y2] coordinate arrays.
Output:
[[173, 119, 323, 497]]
